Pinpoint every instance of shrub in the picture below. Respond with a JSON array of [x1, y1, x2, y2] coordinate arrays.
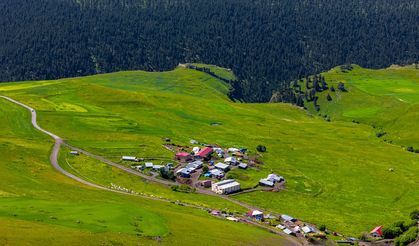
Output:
[[394, 227, 418, 246], [319, 224, 326, 231], [410, 209, 419, 221], [256, 145, 267, 152], [326, 94, 332, 101], [202, 165, 209, 173], [376, 131, 387, 138], [359, 232, 369, 241], [382, 225, 403, 239], [337, 82, 347, 92], [406, 146, 414, 152]]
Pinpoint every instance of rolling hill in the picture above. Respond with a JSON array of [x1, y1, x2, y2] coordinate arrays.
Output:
[[0, 64, 418, 244]]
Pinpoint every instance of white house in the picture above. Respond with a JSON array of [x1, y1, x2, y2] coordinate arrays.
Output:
[[224, 156, 237, 165], [215, 163, 230, 172], [211, 179, 240, 194], [302, 226, 315, 234], [259, 178, 274, 187], [145, 162, 153, 168]]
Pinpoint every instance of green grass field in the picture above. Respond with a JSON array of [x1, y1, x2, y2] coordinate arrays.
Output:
[[0, 98, 289, 245], [0, 64, 418, 241]]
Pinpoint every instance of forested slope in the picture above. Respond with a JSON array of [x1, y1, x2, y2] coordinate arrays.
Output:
[[0, 0, 417, 102]]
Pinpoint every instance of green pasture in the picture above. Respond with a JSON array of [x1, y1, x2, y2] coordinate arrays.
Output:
[[0, 99, 287, 245], [0, 65, 418, 237]]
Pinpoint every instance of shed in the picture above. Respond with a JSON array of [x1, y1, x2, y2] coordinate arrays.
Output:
[[215, 163, 230, 172], [228, 147, 239, 153], [200, 180, 212, 188], [70, 151, 79, 155], [122, 156, 138, 162], [259, 178, 274, 187], [281, 214, 296, 222], [370, 226, 383, 237], [276, 224, 286, 230], [238, 163, 248, 169], [145, 162, 153, 168], [283, 228, 295, 235], [226, 217, 239, 222], [152, 165, 164, 171]]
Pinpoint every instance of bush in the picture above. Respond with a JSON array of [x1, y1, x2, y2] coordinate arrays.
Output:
[[382, 225, 403, 239], [171, 185, 195, 193], [326, 94, 332, 101], [319, 224, 327, 231], [376, 131, 387, 138], [406, 146, 414, 152], [394, 227, 418, 246], [256, 145, 267, 152], [410, 209, 419, 221], [359, 232, 369, 241], [202, 165, 209, 173]]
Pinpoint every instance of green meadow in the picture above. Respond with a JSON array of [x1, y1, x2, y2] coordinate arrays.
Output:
[[0, 97, 289, 245], [0, 64, 418, 240]]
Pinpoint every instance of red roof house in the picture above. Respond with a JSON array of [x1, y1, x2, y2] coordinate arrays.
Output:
[[175, 152, 192, 162], [196, 147, 213, 159], [370, 226, 383, 237]]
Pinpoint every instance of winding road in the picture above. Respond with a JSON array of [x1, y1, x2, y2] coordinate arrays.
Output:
[[0, 95, 303, 245]]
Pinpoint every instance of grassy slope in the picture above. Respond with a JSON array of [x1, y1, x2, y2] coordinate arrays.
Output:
[[0, 99, 288, 245], [0, 66, 418, 236], [307, 64, 419, 148]]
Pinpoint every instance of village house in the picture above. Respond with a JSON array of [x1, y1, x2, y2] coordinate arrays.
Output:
[[175, 152, 193, 162], [281, 214, 297, 222], [370, 226, 383, 237], [214, 162, 230, 172], [267, 173, 284, 183], [176, 168, 191, 178], [227, 147, 239, 153], [247, 210, 264, 221], [145, 162, 153, 168], [224, 156, 237, 165], [211, 179, 240, 194], [238, 163, 248, 169], [196, 147, 213, 159], [301, 225, 315, 234], [259, 178, 274, 187], [209, 169, 225, 179]]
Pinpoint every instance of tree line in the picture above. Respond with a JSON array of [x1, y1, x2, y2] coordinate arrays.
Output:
[[0, 0, 417, 102]]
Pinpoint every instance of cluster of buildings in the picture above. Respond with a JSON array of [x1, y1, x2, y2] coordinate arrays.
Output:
[[245, 210, 317, 236], [173, 143, 250, 194], [175, 160, 203, 178], [259, 173, 285, 187]]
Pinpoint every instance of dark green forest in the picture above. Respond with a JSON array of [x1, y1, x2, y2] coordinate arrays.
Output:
[[0, 0, 417, 102]]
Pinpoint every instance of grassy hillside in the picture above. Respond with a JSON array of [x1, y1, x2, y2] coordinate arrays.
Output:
[[0, 98, 289, 245], [0, 65, 418, 239], [304, 64, 419, 148]]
